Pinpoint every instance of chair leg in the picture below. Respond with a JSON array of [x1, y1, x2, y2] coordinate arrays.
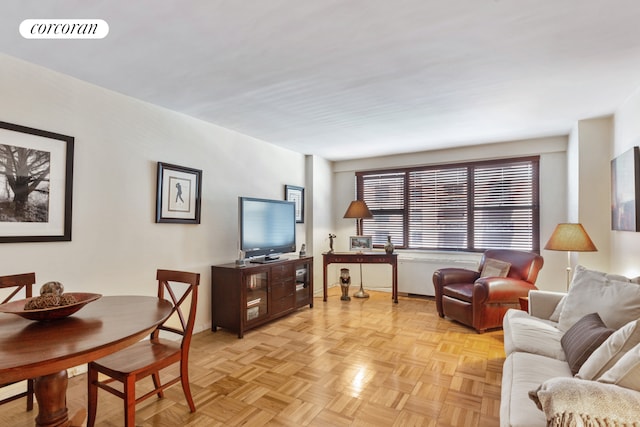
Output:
[[152, 371, 164, 399], [180, 361, 196, 412], [87, 366, 98, 427], [26, 379, 34, 411], [124, 375, 137, 427]]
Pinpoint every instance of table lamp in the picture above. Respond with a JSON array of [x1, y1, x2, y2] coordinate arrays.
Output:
[[544, 223, 597, 289], [343, 200, 373, 298], [343, 200, 373, 235]]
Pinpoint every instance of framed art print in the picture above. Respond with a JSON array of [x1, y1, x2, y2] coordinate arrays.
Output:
[[349, 235, 372, 251], [611, 147, 640, 231], [0, 121, 74, 242], [285, 184, 304, 223], [156, 162, 202, 224]]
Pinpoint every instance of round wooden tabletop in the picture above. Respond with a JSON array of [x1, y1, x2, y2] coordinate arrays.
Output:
[[0, 295, 173, 384]]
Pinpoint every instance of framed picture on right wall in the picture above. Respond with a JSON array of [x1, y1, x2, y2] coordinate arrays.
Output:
[[611, 146, 640, 231]]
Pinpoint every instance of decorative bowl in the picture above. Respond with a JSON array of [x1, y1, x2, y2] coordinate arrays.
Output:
[[0, 292, 102, 321]]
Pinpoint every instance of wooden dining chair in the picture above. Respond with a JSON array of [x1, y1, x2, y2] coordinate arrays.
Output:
[[0, 272, 36, 411], [87, 269, 200, 426]]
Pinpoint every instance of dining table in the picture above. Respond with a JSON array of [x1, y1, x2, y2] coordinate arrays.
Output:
[[0, 295, 173, 427]]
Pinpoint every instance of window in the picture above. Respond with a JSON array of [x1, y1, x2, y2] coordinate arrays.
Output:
[[356, 156, 540, 252]]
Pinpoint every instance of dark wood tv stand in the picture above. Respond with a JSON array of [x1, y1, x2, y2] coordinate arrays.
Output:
[[211, 256, 313, 338]]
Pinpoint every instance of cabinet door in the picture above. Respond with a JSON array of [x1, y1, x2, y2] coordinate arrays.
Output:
[[294, 262, 311, 307], [245, 270, 269, 323], [270, 263, 295, 316]]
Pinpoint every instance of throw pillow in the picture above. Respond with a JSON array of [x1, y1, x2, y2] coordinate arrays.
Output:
[[577, 318, 640, 380], [480, 258, 511, 278], [598, 343, 640, 391], [558, 265, 640, 332], [560, 312, 615, 375]]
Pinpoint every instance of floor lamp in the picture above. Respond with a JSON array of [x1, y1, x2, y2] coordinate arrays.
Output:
[[343, 200, 373, 298], [544, 223, 597, 289]]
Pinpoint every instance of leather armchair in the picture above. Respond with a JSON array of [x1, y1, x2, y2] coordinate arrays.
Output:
[[433, 249, 544, 333]]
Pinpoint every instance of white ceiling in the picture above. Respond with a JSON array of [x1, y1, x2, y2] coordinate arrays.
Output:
[[2, 1, 640, 161]]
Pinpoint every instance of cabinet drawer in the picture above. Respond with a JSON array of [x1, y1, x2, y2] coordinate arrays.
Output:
[[271, 279, 294, 300], [271, 263, 294, 281]]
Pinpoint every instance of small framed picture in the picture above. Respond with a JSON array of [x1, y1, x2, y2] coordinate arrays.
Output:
[[155, 162, 202, 224], [349, 235, 372, 251], [285, 184, 304, 223]]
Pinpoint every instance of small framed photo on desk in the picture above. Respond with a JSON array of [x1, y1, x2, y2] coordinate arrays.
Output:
[[349, 236, 372, 251]]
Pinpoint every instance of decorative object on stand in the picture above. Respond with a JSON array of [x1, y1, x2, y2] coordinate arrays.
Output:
[[299, 243, 306, 257], [544, 223, 598, 289], [156, 162, 202, 224], [328, 233, 336, 253], [343, 199, 373, 235], [340, 268, 351, 301], [611, 146, 640, 231], [384, 235, 395, 254]]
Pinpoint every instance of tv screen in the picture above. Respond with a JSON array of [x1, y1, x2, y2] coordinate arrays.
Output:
[[239, 197, 296, 261]]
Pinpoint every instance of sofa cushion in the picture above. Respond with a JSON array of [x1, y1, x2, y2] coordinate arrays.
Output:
[[480, 258, 511, 278], [528, 377, 640, 425], [503, 309, 565, 360], [598, 343, 640, 391], [577, 318, 640, 380], [547, 294, 566, 322], [500, 352, 572, 427], [560, 312, 614, 375], [558, 265, 640, 332]]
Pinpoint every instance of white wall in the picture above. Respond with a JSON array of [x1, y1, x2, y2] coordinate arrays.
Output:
[[331, 136, 571, 291], [0, 53, 310, 333], [612, 88, 640, 277]]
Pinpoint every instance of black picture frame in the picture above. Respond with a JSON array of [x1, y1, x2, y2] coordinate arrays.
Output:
[[611, 146, 640, 231], [155, 162, 202, 224], [0, 121, 74, 243], [285, 185, 304, 223]]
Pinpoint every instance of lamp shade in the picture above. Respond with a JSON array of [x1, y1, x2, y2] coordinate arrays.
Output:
[[544, 223, 597, 252], [343, 200, 373, 219]]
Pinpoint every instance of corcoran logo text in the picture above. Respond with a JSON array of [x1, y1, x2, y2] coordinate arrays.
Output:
[[20, 19, 109, 39]]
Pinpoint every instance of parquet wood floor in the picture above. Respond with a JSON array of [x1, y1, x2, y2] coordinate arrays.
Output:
[[2, 288, 505, 426]]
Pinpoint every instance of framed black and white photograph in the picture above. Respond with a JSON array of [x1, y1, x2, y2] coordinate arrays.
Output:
[[611, 147, 640, 231], [285, 184, 304, 223], [156, 162, 202, 224], [349, 235, 372, 251], [0, 121, 74, 243]]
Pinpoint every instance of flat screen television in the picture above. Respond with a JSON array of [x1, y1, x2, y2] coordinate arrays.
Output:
[[239, 196, 296, 262]]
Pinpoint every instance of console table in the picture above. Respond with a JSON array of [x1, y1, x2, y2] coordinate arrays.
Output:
[[322, 252, 398, 303]]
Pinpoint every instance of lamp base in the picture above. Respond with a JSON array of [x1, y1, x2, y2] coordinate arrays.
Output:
[[353, 285, 369, 299]]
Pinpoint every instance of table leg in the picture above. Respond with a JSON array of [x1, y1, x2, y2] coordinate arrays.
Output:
[[392, 263, 398, 304], [323, 262, 328, 302], [34, 370, 69, 427]]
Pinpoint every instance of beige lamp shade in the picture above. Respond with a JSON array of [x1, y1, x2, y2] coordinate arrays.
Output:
[[343, 200, 373, 219], [544, 223, 597, 252]]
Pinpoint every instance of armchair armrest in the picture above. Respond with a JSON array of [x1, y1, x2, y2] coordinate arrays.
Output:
[[433, 268, 480, 287], [528, 290, 565, 320], [473, 277, 536, 303], [529, 377, 640, 424]]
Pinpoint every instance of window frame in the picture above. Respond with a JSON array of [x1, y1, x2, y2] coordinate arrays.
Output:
[[355, 156, 540, 253]]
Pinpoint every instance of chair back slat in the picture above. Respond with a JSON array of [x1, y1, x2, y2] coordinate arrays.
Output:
[[153, 270, 200, 347], [0, 273, 35, 304]]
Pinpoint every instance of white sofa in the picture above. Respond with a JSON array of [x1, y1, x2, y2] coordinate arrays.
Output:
[[500, 266, 640, 427]]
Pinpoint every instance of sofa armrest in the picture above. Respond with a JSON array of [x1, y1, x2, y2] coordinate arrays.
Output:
[[528, 290, 565, 319], [473, 277, 536, 303], [529, 377, 640, 424], [432, 268, 480, 287]]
